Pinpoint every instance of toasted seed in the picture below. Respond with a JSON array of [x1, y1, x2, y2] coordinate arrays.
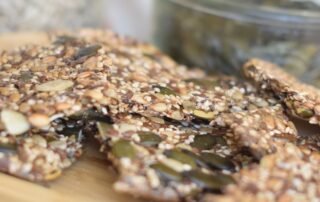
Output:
[[31, 135, 47, 148], [151, 163, 182, 182], [137, 131, 162, 147], [36, 79, 74, 92], [1, 109, 30, 135], [200, 152, 236, 171], [84, 89, 104, 101], [193, 110, 215, 120], [295, 107, 314, 118], [28, 113, 50, 128], [147, 116, 165, 124], [182, 100, 196, 111], [75, 44, 102, 59], [186, 170, 235, 190], [44, 169, 62, 181], [49, 140, 67, 150], [164, 149, 197, 169], [111, 140, 135, 159], [153, 85, 176, 96], [191, 135, 218, 150], [150, 103, 168, 112]]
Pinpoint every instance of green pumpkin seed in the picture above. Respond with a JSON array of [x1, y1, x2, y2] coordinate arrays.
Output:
[[151, 163, 182, 181], [20, 71, 33, 82], [295, 107, 314, 119], [215, 173, 236, 185], [71, 109, 113, 123], [193, 110, 215, 120], [191, 135, 220, 150], [164, 149, 197, 169], [137, 131, 162, 147], [186, 170, 235, 190], [54, 35, 77, 45], [153, 85, 176, 96], [0, 142, 17, 153], [75, 44, 102, 59], [111, 140, 135, 159], [214, 136, 227, 146], [97, 122, 113, 138], [200, 152, 236, 171]]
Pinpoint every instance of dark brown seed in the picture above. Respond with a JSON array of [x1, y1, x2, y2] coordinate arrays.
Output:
[[164, 149, 197, 169], [151, 163, 182, 182], [200, 152, 236, 172], [137, 131, 162, 147], [111, 140, 136, 159], [75, 44, 102, 59]]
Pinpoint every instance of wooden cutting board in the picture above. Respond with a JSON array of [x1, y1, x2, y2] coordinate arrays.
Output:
[[0, 32, 144, 202]]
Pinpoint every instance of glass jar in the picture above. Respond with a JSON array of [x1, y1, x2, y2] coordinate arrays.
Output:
[[153, 0, 320, 86]]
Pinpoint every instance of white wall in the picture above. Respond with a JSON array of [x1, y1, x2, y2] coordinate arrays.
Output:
[[104, 0, 154, 42]]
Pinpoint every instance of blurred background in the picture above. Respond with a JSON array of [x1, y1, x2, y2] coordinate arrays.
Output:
[[0, 0, 154, 42]]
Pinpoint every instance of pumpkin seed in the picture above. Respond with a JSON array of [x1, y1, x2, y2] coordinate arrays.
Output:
[[137, 131, 162, 147], [97, 122, 113, 138], [164, 149, 197, 169], [193, 110, 215, 120], [0, 142, 17, 153], [1, 109, 30, 135], [20, 71, 33, 82], [75, 44, 102, 59], [215, 173, 236, 185], [191, 135, 218, 150], [36, 79, 74, 92], [214, 135, 227, 146], [151, 163, 182, 182], [295, 107, 314, 119], [200, 152, 236, 171], [186, 170, 235, 190], [54, 35, 77, 45], [111, 140, 136, 159], [153, 85, 176, 96]]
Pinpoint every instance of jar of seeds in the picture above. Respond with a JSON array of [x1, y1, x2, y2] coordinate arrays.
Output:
[[154, 0, 320, 87]]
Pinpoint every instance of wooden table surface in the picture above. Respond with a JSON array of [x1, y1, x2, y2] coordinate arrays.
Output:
[[0, 32, 144, 202]]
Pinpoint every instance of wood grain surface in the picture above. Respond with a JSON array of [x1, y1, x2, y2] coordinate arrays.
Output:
[[0, 32, 144, 202]]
